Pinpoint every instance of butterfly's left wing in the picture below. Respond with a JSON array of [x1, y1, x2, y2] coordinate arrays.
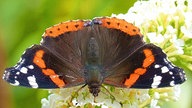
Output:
[[3, 20, 91, 89], [103, 44, 186, 88], [3, 45, 85, 88]]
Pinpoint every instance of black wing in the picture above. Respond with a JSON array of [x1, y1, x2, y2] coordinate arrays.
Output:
[[3, 45, 85, 88], [103, 44, 186, 88]]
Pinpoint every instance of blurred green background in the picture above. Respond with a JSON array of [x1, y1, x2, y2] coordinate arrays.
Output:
[[0, 0, 191, 108]]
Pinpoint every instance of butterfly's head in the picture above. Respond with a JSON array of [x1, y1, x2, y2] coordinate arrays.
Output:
[[88, 83, 101, 97]]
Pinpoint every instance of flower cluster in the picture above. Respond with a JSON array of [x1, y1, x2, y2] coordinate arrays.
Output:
[[112, 0, 192, 72], [41, 86, 181, 108], [41, 0, 191, 108]]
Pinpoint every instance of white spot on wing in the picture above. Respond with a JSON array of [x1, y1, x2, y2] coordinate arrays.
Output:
[[28, 65, 34, 69], [170, 81, 175, 86], [161, 66, 169, 73], [169, 71, 173, 75], [2, 73, 6, 79], [20, 67, 28, 74], [15, 59, 25, 69], [27, 75, 38, 88], [151, 75, 162, 88], [154, 64, 160, 68], [10, 80, 20, 86], [184, 75, 187, 80], [3, 70, 10, 80], [16, 72, 20, 75], [163, 58, 169, 63]]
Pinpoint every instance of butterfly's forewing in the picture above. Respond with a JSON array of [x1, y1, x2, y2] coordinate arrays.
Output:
[[103, 43, 186, 88], [129, 44, 186, 88], [41, 20, 90, 73], [4, 45, 85, 88]]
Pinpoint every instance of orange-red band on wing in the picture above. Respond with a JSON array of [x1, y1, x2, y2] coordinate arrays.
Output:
[[42, 68, 55, 75], [124, 74, 139, 88], [43, 21, 85, 37], [124, 48, 155, 87], [143, 49, 155, 68], [43, 17, 142, 37], [49, 75, 65, 88], [42, 69, 65, 87], [33, 50, 65, 87], [33, 50, 46, 68], [134, 68, 146, 75], [101, 17, 142, 37]]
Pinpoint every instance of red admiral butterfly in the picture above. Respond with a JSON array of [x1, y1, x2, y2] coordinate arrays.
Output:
[[3, 17, 186, 97]]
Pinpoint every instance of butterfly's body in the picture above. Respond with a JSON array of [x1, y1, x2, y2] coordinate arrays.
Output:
[[3, 17, 186, 97], [85, 32, 107, 97]]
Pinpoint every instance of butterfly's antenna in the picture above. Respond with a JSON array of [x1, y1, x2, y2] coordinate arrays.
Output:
[[78, 84, 87, 93], [101, 85, 116, 102]]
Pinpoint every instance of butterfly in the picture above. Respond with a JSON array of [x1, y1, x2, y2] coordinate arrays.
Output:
[[3, 17, 186, 97]]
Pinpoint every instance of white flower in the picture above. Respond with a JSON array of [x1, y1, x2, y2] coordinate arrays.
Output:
[[154, 92, 160, 99], [147, 33, 165, 43], [181, 26, 192, 38], [173, 85, 181, 101], [41, 98, 49, 108], [150, 99, 160, 108]]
